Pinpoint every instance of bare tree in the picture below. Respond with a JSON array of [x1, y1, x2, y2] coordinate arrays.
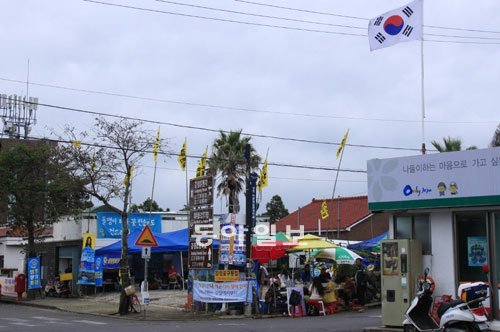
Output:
[[57, 117, 168, 315]]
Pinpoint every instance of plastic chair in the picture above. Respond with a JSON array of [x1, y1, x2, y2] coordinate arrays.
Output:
[[307, 299, 326, 316], [325, 301, 341, 314], [289, 304, 304, 318]]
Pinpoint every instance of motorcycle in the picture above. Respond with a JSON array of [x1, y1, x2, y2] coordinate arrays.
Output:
[[44, 277, 71, 297], [403, 267, 490, 332]]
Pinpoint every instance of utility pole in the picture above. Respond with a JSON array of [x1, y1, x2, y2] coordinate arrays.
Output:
[[244, 144, 253, 317]]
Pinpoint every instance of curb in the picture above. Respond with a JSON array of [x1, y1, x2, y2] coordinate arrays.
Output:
[[0, 296, 258, 322]]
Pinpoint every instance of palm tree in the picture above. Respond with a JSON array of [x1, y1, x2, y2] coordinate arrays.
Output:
[[490, 124, 500, 147], [208, 130, 261, 213], [431, 136, 477, 152]]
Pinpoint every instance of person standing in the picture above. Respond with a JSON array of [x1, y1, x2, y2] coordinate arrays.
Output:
[[300, 264, 311, 285], [259, 264, 269, 299], [354, 258, 367, 312]]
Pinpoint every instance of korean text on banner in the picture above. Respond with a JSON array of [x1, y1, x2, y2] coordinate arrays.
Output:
[[27, 257, 41, 290], [193, 280, 249, 303]]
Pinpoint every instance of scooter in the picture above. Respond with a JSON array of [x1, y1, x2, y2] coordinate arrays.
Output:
[[403, 268, 489, 332], [45, 277, 71, 297]]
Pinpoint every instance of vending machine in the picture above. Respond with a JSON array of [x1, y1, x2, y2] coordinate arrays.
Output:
[[381, 239, 422, 327]]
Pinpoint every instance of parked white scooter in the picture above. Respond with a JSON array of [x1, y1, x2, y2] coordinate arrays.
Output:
[[403, 268, 490, 332]]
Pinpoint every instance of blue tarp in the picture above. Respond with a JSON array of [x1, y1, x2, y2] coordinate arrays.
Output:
[[347, 231, 388, 252], [95, 228, 219, 255]]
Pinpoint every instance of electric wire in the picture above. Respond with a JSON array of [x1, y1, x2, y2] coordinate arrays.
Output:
[[82, 0, 366, 38], [1, 77, 498, 125], [234, 0, 500, 35], [152, 0, 500, 41], [24, 134, 368, 173], [35, 101, 424, 152], [82, 0, 500, 45]]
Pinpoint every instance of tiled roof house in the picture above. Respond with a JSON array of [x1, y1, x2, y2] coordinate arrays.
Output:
[[275, 196, 388, 241]]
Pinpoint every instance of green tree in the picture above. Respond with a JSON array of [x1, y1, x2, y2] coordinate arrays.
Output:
[[129, 198, 164, 213], [490, 124, 500, 147], [58, 117, 168, 315], [264, 195, 289, 224], [0, 141, 87, 259], [207, 130, 261, 213], [431, 136, 477, 152]]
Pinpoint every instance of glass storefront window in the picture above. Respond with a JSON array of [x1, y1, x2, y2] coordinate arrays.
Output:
[[455, 213, 487, 282], [395, 216, 411, 239], [394, 215, 431, 254]]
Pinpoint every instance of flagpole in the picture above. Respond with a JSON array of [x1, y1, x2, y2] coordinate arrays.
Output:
[[420, 3, 426, 155], [328, 129, 348, 240], [330, 138, 346, 240]]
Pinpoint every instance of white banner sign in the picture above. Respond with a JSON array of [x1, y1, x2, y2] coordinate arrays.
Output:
[[193, 280, 248, 303], [367, 147, 500, 210]]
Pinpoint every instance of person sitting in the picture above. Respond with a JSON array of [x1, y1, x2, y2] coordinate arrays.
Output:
[[148, 272, 162, 290], [309, 276, 325, 300], [167, 266, 183, 289], [278, 269, 291, 287]]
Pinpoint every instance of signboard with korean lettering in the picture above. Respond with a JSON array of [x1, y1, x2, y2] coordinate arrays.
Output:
[[189, 176, 214, 207], [214, 270, 240, 282], [367, 147, 500, 211], [193, 280, 248, 303], [189, 208, 213, 238], [27, 257, 41, 289], [188, 240, 213, 269], [97, 212, 161, 238], [218, 223, 246, 266]]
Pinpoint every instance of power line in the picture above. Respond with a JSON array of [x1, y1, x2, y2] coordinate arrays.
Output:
[[82, 0, 500, 45], [153, 0, 366, 31], [235, 0, 500, 35], [153, 0, 500, 41], [234, 0, 369, 22], [82, 0, 366, 37], [140, 164, 366, 182], [25, 134, 367, 173], [2, 77, 498, 125], [36, 100, 425, 152]]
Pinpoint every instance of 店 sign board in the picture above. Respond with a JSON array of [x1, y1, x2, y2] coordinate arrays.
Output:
[[189, 176, 213, 207], [189, 208, 213, 238], [367, 147, 500, 211], [188, 240, 213, 269], [214, 270, 240, 282]]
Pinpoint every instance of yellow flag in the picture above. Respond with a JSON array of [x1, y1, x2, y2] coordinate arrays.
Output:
[[153, 127, 160, 162], [321, 200, 330, 220], [71, 140, 81, 148], [336, 129, 350, 158], [257, 157, 268, 191], [177, 138, 187, 171], [196, 146, 208, 178], [123, 165, 133, 186]]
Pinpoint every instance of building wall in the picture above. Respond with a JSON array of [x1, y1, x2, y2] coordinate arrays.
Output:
[[3, 242, 24, 272], [52, 216, 82, 241], [429, 210, 457, 297]]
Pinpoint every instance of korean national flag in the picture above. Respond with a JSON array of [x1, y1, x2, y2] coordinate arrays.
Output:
[[368, 0, 423, 51]]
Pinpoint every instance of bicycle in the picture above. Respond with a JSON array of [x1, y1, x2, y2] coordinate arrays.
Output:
[[129, 294, 141, 313]]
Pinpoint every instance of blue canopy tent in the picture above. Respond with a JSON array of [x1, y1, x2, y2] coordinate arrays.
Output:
[[347, 231, 387, 252], [95, 228, 219, 255], [96, 228, 219, 286]]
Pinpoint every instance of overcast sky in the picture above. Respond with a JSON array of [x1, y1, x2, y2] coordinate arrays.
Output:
[[2, 0, 499, 215]]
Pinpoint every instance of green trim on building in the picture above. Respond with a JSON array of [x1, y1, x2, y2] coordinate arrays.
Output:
[[369, 195, 500, 211]]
